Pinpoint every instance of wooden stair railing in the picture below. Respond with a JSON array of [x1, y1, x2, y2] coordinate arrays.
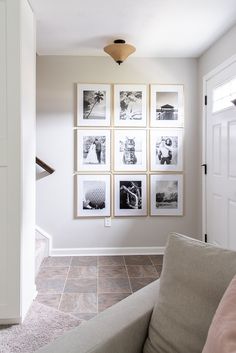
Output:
[[36, 157, 55, 174]]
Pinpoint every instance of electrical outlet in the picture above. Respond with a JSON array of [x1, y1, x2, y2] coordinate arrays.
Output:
[[104, 217, 111, 227]]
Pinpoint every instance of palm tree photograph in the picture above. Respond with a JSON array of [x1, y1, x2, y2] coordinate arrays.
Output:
[[83, 90, 106, 120]]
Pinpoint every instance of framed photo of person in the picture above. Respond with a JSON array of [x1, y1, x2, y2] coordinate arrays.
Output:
[[150, 84, 184, 127], [114, 174, 147, 217], [114, 84, 147, 127], [77, 129, 111, 172], [76, 174, 111, 217], [77, 84, 111, 126], [150, 129, 184, 171], [114, 129, 147, 172], [150, 174, 183, 216]]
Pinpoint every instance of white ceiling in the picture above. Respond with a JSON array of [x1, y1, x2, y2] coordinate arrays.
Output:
[[29, 0, 236, 57]]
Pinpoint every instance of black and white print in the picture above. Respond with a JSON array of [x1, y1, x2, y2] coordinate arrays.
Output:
[[83, 90, 106, 120], [114, 130, 147, 171], [120, 181, 142, 209], [114, 85, 147, 127], [150, 129, 183, 171], [156, 92, 178, 121], [83, 181, 106, 210], [83, 136, 105, 165], [119, 91, 142, 120], [76, 174, 111, 217], [77, 130, 110, 172], [150, 175, 183, 216], [77, 84, 111, 126], [114, 175, 147, 216], [150, 85, 184, 127], [156, 180, 178, 209]]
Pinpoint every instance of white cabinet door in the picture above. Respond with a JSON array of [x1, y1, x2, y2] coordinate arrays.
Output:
[[206, 61, 236, 249], [0, 0, 36, 323], [0, 0, 10, 316]]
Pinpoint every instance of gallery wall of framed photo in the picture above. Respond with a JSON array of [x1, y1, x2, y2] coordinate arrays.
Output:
[[75, 83, 184, 218]]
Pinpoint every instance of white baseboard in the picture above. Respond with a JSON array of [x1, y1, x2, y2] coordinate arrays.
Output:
[[50, 246, 165, 256], [36, 225, 165, 257]]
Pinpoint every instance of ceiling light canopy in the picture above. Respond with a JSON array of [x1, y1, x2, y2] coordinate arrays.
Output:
[[104, 39, 136, 65]]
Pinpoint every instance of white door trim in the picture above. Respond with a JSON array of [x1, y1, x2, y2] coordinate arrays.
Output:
[[202, 54, 236, 242]]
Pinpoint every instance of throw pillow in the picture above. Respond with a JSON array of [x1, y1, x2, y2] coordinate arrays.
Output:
[[202, 275, 236, 353]]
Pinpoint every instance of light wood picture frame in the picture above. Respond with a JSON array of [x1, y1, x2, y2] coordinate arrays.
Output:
[[150, 84, 184, 127], [114, 129, 147, 172], [150, 174, 183, 216], [77, 84, 111, 126], [150, 128, 184, 171], [77, 129, 111, 172], [76, 174, 111, 217], [114, 84, 147, 127]]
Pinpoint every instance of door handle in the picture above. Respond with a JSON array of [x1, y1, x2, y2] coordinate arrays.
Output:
[[201, 164, 207, 175]]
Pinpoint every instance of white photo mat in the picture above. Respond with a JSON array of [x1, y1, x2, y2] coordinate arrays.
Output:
[[114, 84, 147, 127], [114, 129, 147, 172], [77, 84, 111, 126], [150, 84, 184, 127], [114, 174, 147, 217], [150, 128, 184, 171], [150, 174, 183, 216], [76, 174, 111, 217], [77, 129, 111, 172]]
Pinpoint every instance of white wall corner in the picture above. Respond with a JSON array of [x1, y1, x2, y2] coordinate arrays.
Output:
[[35, 225, 52, 255]]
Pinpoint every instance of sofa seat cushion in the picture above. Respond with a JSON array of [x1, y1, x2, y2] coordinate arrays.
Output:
[[143, 233, 236, 353], [202, 275, 236, 353]]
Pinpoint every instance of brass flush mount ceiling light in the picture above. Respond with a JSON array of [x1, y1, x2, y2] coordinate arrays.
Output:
[[104, 39, 136, 65]]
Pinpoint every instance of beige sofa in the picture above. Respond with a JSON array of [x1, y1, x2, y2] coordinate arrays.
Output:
[[36, 279, 159, 353]]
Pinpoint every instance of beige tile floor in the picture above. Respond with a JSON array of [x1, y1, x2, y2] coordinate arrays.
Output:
[[36, 255, 163, 322]]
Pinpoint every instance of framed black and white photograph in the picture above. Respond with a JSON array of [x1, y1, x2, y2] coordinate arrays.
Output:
[[77, 129, 111, 172], [150, 129, 183, 171], [114, 84, 147, 127], [77, 84, 111, 126], [114, 130, 147, 171], [150, 85, 184, 127], [150, 174, 183, 216], [114, 175, 147, 217], [76, 174, 111, 217]]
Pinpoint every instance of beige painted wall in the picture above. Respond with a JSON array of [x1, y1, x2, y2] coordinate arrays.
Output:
[[36, 56, 199, 253]]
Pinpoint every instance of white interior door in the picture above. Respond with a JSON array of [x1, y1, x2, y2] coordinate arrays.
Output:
[[206, 60, 236, 249]]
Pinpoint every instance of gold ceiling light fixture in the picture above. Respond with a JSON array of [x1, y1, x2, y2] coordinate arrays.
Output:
[[104, 39, 136, 65]]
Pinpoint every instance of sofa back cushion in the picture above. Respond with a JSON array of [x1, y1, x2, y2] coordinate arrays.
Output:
[[202, 275, 236, 353], [143, 233, 236, 353]]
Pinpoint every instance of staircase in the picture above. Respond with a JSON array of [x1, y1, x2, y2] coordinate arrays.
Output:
[[35, 232, 49, 277]]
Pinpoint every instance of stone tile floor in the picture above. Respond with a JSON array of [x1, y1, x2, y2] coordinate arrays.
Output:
[[36, 255, 163, 322]]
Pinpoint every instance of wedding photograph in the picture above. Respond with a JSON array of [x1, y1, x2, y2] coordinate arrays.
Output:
[[77, 130, 110, 171], [114, 175, 147, 216], [114, 129, 147, 171], [150, 129, 183, 171], [150, 174, 183, 216], [76, 174, 111, 217], [77, 84, 111, 126], [114, 84, 147, 127], [150, 85, 184, 127]]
